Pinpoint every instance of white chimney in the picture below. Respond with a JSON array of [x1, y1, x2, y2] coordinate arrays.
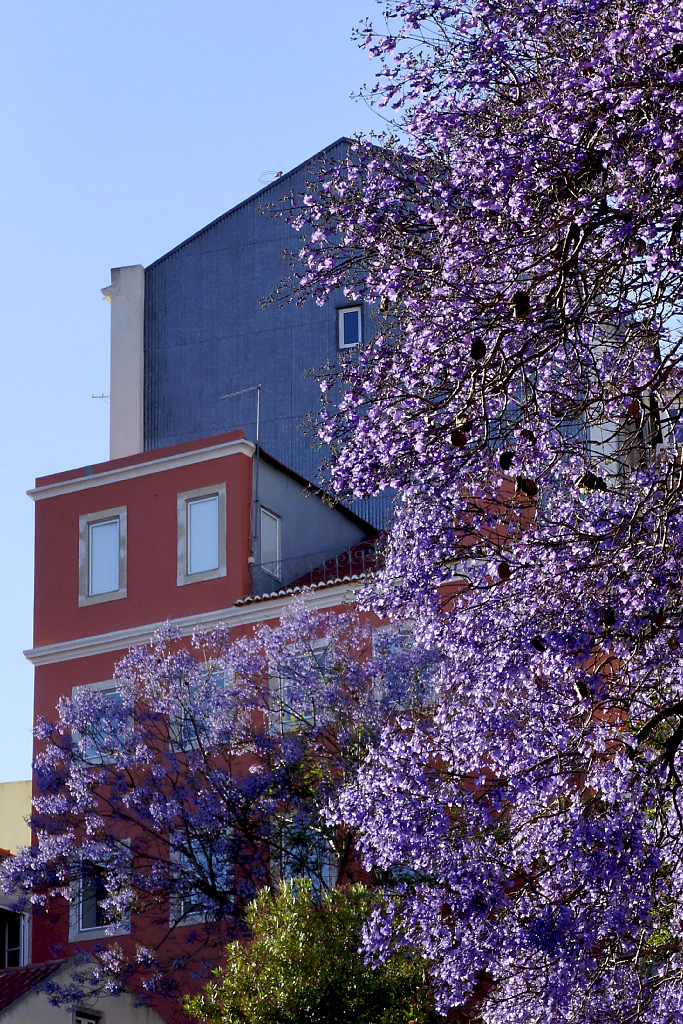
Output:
[[102, 265, 145, 459]]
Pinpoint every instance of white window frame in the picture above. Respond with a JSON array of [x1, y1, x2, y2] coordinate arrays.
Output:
[[169, 846, 209, 927], [0, 898, 30, 969], [169, 831, 234, 927], [372, 623, 439, 710], [72, 680, 124, 765], [169, 664, 234, 752], [269, 641, 329, 734], [68, 849, 130, 942], [270, 816, 337, 897], [259, 507, 281, 579], [74, 1011, 101, 1024], [337, 305, 362, 349], [78, 506, 127, 607], [177, 484, 227, 586]]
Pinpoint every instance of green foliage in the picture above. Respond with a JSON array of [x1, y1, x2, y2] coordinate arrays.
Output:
[[185, 881, 439, 1024]]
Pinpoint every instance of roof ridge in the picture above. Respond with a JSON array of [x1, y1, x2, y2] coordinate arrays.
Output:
[[146, 138, 356, 270]]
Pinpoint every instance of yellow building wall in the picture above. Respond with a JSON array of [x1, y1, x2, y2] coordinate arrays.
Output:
[[0, 780, 31, 853]]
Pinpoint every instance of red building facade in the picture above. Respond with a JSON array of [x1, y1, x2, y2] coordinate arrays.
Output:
[[24, 428, 374, 1020]]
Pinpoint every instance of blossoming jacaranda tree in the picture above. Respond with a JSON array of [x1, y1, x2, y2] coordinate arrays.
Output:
[[287, 1, 683, 1021], [0, 603, 437, 1008]]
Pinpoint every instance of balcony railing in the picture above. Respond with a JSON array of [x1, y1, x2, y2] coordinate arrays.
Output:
[[252, 537, 379, 595]]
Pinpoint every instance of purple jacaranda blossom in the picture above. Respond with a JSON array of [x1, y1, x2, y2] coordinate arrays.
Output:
[[285, 2, 683, 1021], [1, 602, 438, 1005]]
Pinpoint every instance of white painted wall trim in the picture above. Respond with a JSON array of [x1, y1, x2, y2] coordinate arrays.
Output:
[[28, 439, 256, 501], [25, 582, 359, 666], [102, 265, 145, 460]]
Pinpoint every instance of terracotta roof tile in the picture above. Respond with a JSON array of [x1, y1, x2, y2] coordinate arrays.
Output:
[[234, 573, 371, 606], [0, 960, 67, 1012]]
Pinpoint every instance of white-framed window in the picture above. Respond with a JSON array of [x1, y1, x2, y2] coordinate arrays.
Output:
[[170, 846, 209, 926], [72, 681, 126, 765], [74, 1012, 100, 1024], [269, 642, 329, 734], [260, 507, 281, 579], [79, 861, 108, 932], [0, 867, 30, 969], [0, 907, 26, 968], [169, 665, 233, 751], [271, 818, 336, 898], [69, 853, 130, 942], [337, 305, 362, 349], [177, 484, 227, 586], [169, 831, 233, 926], [78, 506, 127, 607], [372, 624, 440, 710], [659, 398, 683, 448]]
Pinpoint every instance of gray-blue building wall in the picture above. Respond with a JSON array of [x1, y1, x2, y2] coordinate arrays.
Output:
[[143, 139, 390, 528], [252, 456, 372, 596]]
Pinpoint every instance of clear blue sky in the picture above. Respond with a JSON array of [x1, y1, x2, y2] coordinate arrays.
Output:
[[0, 0, 386, 782]]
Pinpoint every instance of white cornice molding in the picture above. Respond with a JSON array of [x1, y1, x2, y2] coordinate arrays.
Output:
[[24, 583, 359, 666], [28, 439, 257, 501]]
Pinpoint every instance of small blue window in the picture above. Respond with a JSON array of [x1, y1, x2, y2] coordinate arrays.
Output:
[[338, 307, 361, 349]]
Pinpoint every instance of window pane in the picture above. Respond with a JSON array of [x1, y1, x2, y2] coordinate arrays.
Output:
[[78, 687, 124, 763], [173, 833, 233, 922], [271, 647, 324, 731], [187, 495, 219, 574], [261, 509, 280, 576], [341, 308, 360, 347], [89, 519, 119, 595], [172, 669, 228, 750], [178, 845, 209, 919], [80, 862, 107, 930], [0, 908, 22, 968], [277, 822, 334, 897]]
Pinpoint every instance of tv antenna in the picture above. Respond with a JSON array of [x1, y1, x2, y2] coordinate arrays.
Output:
[[218, 384, 261, 444]]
